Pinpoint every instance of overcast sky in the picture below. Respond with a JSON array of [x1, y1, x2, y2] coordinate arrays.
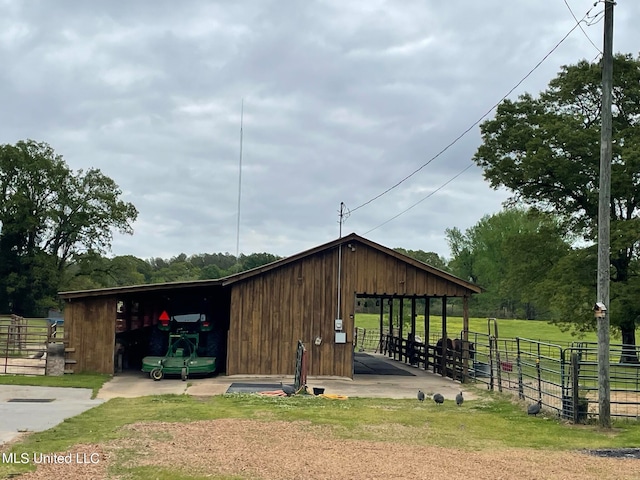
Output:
[[1, 1, 638, 261]]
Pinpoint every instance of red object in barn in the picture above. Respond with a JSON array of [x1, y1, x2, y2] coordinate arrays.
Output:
[[159, 310, 170, 327]]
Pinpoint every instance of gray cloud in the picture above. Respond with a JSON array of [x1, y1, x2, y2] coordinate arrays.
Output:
[[1, 0, 638, 261]]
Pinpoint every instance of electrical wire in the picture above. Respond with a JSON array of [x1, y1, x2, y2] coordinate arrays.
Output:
[[350, 5, 600, 218], [563, 0, 602, 54], [363, 163, 474, 235]]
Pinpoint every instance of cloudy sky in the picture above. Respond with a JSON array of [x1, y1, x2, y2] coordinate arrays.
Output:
[[1, 1, 638, 261]]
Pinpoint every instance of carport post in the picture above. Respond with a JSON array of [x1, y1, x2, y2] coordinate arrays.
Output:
[[441, 296, 447, 377], [424, 297, 430, 369], [410, 297, 416, 339], [462, 296, 469, 380], [410, 297, 417, 366], [378, 298, 384, 353], [398, 299, 404, 361], [388, 298, 394, 359]]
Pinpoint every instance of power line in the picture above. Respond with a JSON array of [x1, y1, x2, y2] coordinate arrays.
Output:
[[350, 5, 599, 217], [563, 0, 601, 54], [363, 163, 474, 235]]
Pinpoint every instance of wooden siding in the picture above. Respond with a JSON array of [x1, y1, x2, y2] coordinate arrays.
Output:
[[64, 297, 116, 374], [349, 244, 472, 297], [227, 239, 476, 378], [228, 247, 353, 377]]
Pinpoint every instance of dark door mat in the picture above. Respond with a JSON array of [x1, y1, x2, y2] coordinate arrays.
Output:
[[584, 448, 640, 459], [354, 353, 415, 376], [226, 383, 283, 394], [7, 398, 55, 403]]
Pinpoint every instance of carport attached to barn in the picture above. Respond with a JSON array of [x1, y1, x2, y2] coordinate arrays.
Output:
[[59, 281, 230, 375]]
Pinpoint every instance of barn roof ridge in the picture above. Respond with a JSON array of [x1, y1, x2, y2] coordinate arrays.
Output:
[[58, 232, 480, 299], [221, 232, 480, 293]]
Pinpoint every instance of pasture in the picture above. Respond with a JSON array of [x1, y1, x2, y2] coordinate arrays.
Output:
[[355, 313, 601, 345]]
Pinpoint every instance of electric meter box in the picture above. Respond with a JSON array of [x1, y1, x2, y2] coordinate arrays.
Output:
[[334, 318, 343, 331]]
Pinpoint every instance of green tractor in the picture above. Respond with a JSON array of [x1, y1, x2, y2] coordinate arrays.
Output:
[[141, 311, 217, 381]]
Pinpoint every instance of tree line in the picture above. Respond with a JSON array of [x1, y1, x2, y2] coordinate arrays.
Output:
[[63, 251, 281, 292], [1, 54, 639, 359]]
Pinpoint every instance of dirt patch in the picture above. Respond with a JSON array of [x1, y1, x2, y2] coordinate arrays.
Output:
[[12, 445, 109, 480], [0, 358, 45, 376], [586, 391, 640, 417], [16, 419, 640, 480]]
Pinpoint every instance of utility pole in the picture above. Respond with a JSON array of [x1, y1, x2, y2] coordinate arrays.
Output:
[[597, 0, 614, 429]]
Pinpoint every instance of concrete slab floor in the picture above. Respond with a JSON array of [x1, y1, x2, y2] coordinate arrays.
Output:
[[98, 353, 479, 402]]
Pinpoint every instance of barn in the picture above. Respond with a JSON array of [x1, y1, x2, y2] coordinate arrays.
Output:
[[58, 233, 481, 378]]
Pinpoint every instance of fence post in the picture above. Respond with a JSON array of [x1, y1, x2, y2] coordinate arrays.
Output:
[[516, 337, 524, 400], [45, 342, 65, 376], [354, 328, 359, 352], [572, 352, 579, 424], [3, 325, 9, 374], [536, 342, 542, 401], [488, 336, 495, 391], [495, 339, 503, 393]]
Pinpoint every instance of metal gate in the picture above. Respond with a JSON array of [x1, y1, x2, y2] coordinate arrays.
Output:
[[0, 315, 56, 376]]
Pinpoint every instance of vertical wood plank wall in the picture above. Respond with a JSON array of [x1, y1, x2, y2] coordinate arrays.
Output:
[[65, 297, 116, 374], [227, 241, 474, 378], [228, 247, 352, 377]]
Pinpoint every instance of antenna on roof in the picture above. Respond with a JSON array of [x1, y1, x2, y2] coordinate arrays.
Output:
[[337, 201, 350, 239], [235, 99, 244, 270], [336, 201, 348, 322]]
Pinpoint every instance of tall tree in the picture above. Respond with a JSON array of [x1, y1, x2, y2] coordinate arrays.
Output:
[[473, 54, 640, 360], [446, 208, 571, 319], [239, 252, 281, 271], [0, 140, 138, 315], [394, 248, 449, 271]]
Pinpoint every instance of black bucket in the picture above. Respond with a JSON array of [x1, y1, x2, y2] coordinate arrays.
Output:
[[313, 387, 325, 395]]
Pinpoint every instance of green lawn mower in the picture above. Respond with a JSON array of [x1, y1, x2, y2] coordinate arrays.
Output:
[[141, 312, 217, 381]]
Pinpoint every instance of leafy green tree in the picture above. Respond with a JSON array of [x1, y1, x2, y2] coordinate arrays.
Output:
[[149, 255, 200, 283], [188, 252, 237, 271], [446, 208, 571, 320], [62, 253, 152, 291], [109, 255, 153, 285], [473, 54, 640, 360], [61, 251, 112, 292], [394, 248, 449, 271], [199, 264, 224, 280], [239, 252, 281, 271], [0, 140, 138, 315]]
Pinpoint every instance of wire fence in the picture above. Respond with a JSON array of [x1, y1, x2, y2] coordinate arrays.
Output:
[[354, 326, 640, 422], [460, 332, 640, 422]]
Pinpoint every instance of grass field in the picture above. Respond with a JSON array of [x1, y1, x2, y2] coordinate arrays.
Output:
[[0, 373, 111, 398], [1, 392, 640, 479], [356, 313, 604, 345]]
